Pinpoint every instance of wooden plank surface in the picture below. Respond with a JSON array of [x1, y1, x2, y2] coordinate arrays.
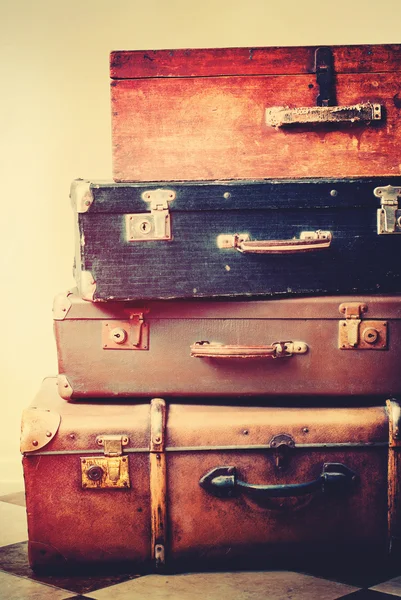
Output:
[[111, 45, 401, 79], [112, 71, 401, 181]]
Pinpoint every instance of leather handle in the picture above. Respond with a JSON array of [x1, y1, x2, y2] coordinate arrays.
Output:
[[190, 341, 308, 359], [217, 231, 332, 254], [199, 463, 358, 500], [265, 102, 382, 127]]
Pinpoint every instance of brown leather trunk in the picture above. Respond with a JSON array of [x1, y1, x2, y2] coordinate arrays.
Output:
[[22, 378, 401, 570], [110, 44, 401, 182], [54, 290, 401, 399]]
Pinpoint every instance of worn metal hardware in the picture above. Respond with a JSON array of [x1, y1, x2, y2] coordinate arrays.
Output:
[[375, 185, 401, 235], [57, 375, 73, 400], [102, 313, 149, 350], [265, 103, 382, 127], [96, 434, 129, 456], [70, 179, 94, 214], [154, 544, 165, 569], [190, 340, 308, 359], [270, 434, 295, 470], [315, 46, 335, 107], [79, 271, 96, 301], [199, 463, 357, 500], [265, 48, 382, 127], [125, 189, 176, 241], [20, 407, 61, 453], [338, 302, 388, 350], [53, 291, 73, 320], [80, 435, 130, 488], [217, 231, 332, 253], [81, 456, 130, 489]]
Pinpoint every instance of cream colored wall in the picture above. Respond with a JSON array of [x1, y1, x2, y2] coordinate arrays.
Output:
[[1, 0, 400, 488]]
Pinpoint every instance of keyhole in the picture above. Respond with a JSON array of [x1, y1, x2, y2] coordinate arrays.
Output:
[[139, 220, 152, 234]]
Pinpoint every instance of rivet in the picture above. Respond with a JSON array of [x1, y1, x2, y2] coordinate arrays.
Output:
[[32, 440, 38, 446], [223, 192, 231, 199], [82, 459, 86, 464], [45, 431, 52, 437], [64, 383, 69, 388], [330, 189, 338, 197], [243, 429, 249, 435], [70, 434, 75, 440], [303, 427, 309, 433], [85, 199, 91, 206], [154, 436, 161, 443]]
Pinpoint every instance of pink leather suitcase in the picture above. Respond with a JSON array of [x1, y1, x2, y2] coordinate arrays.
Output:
[[54, 290, 401, 399]]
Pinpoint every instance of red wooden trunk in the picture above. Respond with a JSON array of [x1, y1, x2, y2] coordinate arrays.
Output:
[[110, 44, 401, 182]]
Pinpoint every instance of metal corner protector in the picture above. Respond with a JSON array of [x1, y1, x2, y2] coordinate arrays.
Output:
[[20, 407, 61, 453], [70, 179, 94, 214], [53, 291, 73, 320], [57, 375, 73, 400], [79, 271, 96, 301]]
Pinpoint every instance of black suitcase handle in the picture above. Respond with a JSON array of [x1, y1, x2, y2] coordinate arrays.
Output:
[[199, 463, 357, 500]]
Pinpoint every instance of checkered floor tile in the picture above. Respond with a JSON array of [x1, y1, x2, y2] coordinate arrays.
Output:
[[1, 492, 401, 599]]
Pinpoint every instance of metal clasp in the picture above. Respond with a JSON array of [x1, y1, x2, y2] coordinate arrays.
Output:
[[102, 312, 149, 351], [81, 435, 130, 489], [125, 189, 176, 241], [375, 185, 401, 235], [338, 302, 388, 350]]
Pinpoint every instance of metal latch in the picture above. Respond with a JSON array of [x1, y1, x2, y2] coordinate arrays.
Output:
[[315, 47, 335, 107], [125, 189, 176, 241], [270, 434, 295, 470], [338, 302, 388, 350], [81, 435, 130, 489], [375, 185, 401, 235], [102, 312, 149, 350]]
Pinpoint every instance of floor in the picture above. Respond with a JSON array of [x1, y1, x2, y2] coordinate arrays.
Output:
[[2, 488, 401, 599]]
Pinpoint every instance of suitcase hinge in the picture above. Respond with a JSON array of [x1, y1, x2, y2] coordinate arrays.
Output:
[[338, 302, 388, 350], [96, 434, 129, 456], [375, 186, 401, 235], [81, 435, 130, 489], [125, 189, 176, 241]]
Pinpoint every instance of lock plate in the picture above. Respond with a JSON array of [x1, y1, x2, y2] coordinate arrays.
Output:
[[102, 314, 149, 350], [339, 320, 388, 350], [125, 189, 175, 241], [81, 456, 130, 489]]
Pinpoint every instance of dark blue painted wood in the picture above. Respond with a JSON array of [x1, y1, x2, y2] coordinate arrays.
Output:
[[75, 178, 401, 301]]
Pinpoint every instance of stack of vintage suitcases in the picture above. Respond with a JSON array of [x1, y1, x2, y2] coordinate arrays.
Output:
[[21, 44, 401, 571]]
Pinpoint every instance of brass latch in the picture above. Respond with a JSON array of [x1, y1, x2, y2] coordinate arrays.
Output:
[[375, 185, 401, 235], [81, 434, 130, 489], [102, 312, 149, 350], [125, 189, 176, 241], [338, 302, 387, 350]]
